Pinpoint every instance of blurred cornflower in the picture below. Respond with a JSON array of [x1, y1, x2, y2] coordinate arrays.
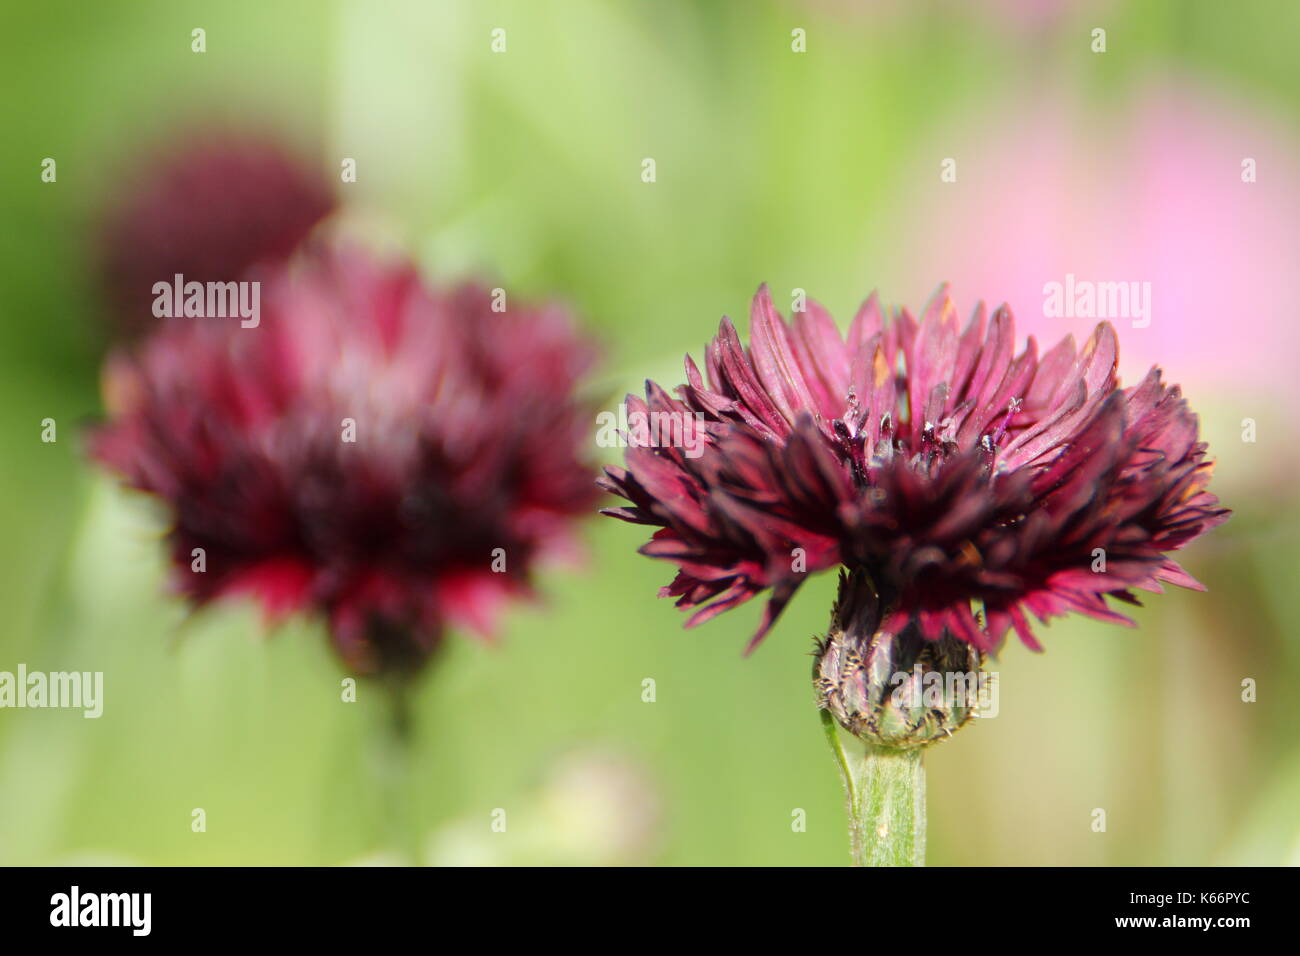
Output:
[[600, 285, 1227, 863], [97, 128, 335, 337], [90, 246, 598, 680]]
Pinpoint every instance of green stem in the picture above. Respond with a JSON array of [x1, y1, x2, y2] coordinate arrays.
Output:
[[377, 682, 423, 865], [821, 710, 926, 866]]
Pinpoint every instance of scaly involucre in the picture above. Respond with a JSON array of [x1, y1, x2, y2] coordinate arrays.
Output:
[[600, 285, 1228, 653]]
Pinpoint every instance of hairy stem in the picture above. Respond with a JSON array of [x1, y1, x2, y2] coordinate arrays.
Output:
[[822, 710, 926, 866]]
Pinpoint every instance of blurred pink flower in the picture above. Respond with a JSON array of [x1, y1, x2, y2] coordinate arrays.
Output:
[[888, 80, 1300, 415]]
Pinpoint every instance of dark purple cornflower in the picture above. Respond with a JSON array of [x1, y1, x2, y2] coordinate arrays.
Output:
[[600, 285, 1227, 680], [90, 246, 598, 678], [604, 284, 1230, 864], [97, 128, 335, 336]]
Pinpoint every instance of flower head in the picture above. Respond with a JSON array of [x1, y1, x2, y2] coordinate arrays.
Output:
[[600, 285, 1228, 656], [98, 129, 335, 336], [91, 247, 598, 677]]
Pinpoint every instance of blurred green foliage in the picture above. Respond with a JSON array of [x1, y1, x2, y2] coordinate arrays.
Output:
[[1, 0, 1297, 865]]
